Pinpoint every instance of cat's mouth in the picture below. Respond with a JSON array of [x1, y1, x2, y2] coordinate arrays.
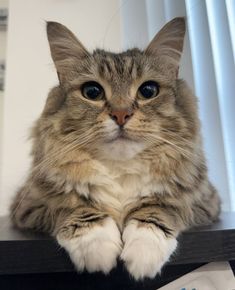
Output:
[[106, 129, 134, 143], [100, 127, 145, 160]]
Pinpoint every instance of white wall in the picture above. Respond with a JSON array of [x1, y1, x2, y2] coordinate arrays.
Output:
[[0, 0, 122, 215], [0, 0, 8, 197]]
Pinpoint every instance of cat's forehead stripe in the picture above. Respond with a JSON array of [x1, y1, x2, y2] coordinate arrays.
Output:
[[93, 49, 143, 81]]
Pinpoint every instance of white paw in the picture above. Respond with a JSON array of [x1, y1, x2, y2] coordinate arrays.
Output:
[[57, 218, 122, 274], [121, 220, 177, 280]]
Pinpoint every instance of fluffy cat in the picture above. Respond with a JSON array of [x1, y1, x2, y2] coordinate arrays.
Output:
[[10, 18, 220, 280]]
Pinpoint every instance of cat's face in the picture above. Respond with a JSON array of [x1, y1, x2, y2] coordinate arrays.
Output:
[[44, 18, 197, 161]]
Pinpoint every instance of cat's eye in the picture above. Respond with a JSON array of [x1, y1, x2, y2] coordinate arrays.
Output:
[[81, 81, 104, 101], [138, 81, 160, 100]]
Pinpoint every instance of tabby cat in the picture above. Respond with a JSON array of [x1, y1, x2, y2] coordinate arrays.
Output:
[[11, 18, 220, 280]]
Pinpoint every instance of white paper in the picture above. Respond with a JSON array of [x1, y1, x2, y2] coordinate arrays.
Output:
[[158, 262, 235, 290]]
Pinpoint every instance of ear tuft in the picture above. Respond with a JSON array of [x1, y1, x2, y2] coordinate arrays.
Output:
[[145, 17, 186, 72], [47, 21, 60, 35]]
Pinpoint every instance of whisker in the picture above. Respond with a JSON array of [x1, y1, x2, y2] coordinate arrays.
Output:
[[8, 126, 104, 221], [130, 130, 196, 160], [32, 126, 102, 173]]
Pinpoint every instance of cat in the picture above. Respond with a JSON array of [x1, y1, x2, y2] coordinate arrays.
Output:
[[10, 17, 220, 280]]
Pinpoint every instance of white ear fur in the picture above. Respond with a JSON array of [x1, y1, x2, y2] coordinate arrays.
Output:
[[145, 17, 186, 73]]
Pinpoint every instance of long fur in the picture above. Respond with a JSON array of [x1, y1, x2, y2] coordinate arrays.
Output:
[[10, 18, 220, 280]]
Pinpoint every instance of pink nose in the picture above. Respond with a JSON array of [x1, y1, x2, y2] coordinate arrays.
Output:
[[109, 109, 134, 126]]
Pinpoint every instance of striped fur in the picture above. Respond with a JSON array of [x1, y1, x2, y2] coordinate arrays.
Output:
[[10, 18, 220, 280]]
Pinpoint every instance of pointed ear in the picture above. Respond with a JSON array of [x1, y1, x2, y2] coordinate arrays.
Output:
[[145, 17, 186, 75], [47, 21, 89, 84]]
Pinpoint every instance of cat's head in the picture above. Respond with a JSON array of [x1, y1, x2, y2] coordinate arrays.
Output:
[[41, 18, 198, 161]]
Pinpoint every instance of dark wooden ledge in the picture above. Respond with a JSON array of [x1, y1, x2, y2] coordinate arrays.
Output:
[[0, 212, 235, 290], [0, 212, 235, 276]]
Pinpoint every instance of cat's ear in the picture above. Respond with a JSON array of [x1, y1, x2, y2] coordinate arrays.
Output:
[[47, 21, 89, 84], [145, 17, 185, 75]]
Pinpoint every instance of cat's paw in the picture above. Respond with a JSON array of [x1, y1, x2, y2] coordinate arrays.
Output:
[[121, 220, 177, 280], [57, 218, 122, 274]]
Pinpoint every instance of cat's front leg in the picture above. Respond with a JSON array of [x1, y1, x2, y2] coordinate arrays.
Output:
[[57, 216, 122, 274], [121, 219, 177, 280], [120, 199, 183, 280], [11, 185, 122, 274]]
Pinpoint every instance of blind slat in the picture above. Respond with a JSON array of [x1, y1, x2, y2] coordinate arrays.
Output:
[[225, 0, 235, 63], [206, 0, 235, 210], [185, 0, 231, 210]]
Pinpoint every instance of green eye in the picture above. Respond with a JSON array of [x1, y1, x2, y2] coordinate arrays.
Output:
[[81, 81, 104, 101], [138, 81, 160, 99]]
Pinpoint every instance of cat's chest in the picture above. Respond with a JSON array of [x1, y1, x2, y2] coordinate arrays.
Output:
[[88, 159, 155, 211]]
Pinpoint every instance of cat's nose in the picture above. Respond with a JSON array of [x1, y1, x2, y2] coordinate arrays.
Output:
[[109, 108, 134, 126]]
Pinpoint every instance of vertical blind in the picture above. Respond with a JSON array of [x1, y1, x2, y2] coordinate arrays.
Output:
[[120, 0, 235, 211]]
